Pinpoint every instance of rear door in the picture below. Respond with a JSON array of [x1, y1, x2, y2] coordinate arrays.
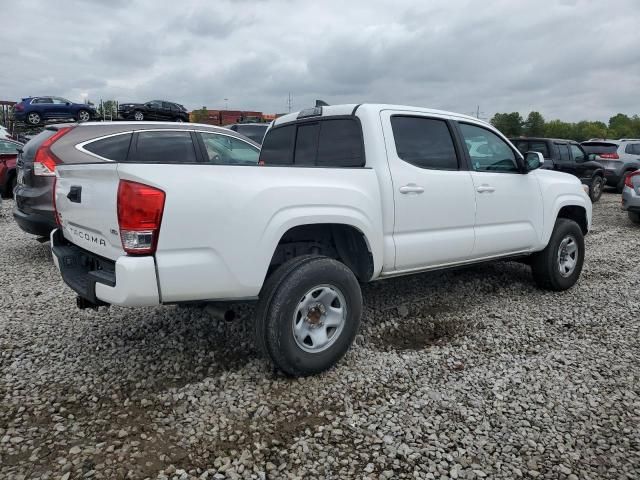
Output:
[[381, 111, 476, 270], [55, 132, 133, 260]]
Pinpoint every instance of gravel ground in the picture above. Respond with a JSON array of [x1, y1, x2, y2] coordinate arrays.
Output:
[[1, 192, 639, 480]]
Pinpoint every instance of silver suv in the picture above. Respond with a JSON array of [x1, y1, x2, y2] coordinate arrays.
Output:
[[621, 169, 640, 224], [581, 139, 640, 192]]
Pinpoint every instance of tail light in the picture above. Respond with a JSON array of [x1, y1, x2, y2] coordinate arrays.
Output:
[[14, 103, 24, 112], [117, 180, 165, 255], [52, 177, 61, 226], [599, 153, 619, 160], [33, 127, 73, 176], [624, 171, 640, 189]]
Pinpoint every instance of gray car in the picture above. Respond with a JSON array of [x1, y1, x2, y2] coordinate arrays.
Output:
[[581, 139, 640, 192], [13, 121, 261, 237], [621, 169, 640, 224]]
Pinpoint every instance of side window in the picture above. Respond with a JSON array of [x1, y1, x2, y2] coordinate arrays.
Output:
[[32, 97, 53, 104], [148, 101, 162, 108], [513, 140, 529, 155], [569, 144, 585, 162], [52, 97, 70, 104], [132, 131, 197, 163], [259, 125, 295, 165], [458, 123, 518, 173], [626, 143, 640, 154], [0, 141, 19, 154], [529, 141, 550, 159], [162, 102, 172, 109], [557, 144, 571, 162], [83, 133, 132, 161], [317, 119, 364, 167], [199, 133, 259, 165], [391, 116, 458, 170]]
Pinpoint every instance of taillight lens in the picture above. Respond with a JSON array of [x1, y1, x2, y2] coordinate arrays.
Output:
[[14, 103, 24, 111], [33, 127, 73, 176], [117, 180, 165, 255], [599, 153, 619, 160], [52, 176, 61, 226], [624, 171, 640, 189]]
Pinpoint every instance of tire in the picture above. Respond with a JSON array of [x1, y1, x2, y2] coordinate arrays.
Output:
[[254, 256, 362, 376], [589, 175, 603, 202], [76, 109, 91, 122], [531, 218, 584, 291], [27, 112, 41, 125], [173, 117, 184, 123], [133, 110, 144, 121], [629, 211, 640, 224]]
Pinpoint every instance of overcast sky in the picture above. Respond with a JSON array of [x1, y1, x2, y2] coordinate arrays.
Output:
[[1, 0, 638, 122]]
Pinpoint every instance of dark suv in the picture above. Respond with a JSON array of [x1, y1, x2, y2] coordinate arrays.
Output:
[[510, 137, 605, 202], [118, 100, 189, 122]]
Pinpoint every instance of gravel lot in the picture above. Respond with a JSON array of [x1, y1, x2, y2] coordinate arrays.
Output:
[[1, 193, 639, 480]]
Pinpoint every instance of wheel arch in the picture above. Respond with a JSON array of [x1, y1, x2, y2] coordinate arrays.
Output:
[[542, 195, 590, 246], [265, 220, 379, 283]]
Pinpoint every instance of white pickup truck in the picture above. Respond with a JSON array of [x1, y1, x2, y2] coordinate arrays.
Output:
[[51, 104, 592, 376]]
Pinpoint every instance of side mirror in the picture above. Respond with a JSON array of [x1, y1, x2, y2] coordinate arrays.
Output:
[[525, 151, 544, 172], [588, 153, 597, 161]]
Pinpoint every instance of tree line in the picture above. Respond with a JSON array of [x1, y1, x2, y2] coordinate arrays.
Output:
[[490, 111, 640, 141]]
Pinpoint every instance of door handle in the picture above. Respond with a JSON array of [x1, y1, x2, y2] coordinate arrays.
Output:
[[67, 185, 82, 203], [399, 184, 424, 194], [476, 185, 495, 193]]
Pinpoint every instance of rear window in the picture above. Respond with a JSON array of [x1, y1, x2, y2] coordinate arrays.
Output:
[[235, 125, 269, 144], [131, 131, 197, 163], [259, 118, 364, 167], [83, 133, 132, 161], [582, 142, 618, 155]]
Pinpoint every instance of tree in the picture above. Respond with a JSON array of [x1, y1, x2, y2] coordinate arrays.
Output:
[[190, 106, 209, 123], [544, 120, 574, 139], [490, 112, 524, 137], [608, 113, 634, 138], [573, 121, 608, 141], [524, 111, 545, 137], [96, 100, 118, 120]]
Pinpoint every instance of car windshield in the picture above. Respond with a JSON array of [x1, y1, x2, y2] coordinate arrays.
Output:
[[236, 125, 269, 143], [581, 142, 618, 154]]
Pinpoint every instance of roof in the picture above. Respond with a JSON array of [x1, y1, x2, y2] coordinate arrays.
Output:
[[509, 137, 579, 144], [272, 103, 487, 127]]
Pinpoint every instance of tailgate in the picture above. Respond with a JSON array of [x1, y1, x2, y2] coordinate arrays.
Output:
[[55, 164, 124, 260]]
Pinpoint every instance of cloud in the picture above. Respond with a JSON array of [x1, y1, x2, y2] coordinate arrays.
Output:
[[0, 0, 638, 121]]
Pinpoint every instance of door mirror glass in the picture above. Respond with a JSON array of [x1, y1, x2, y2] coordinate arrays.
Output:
[[588, 153, 597, 161], [525, 151, 544, 171]]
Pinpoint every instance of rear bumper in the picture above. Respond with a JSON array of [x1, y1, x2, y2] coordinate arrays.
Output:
[[13, 205, 56, 237], [603, 169, 622, 186], [51, 229, 160, 307], [621, 186, 640, 212]]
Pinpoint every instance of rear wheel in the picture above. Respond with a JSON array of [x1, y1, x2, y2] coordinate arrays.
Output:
[[589, 175, 603, 202], [531, 218, 584, 291], [254, 256, 362, 376], [27, 112, 41, 125], [629, 211, 640, 224], [133, 110, 144, 121]]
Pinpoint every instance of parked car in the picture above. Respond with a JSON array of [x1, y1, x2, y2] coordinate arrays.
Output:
[[510, 137, 605, 202], [13, 97, 98, 125], [118, 100, 189, 122], [621, 169, 640, 224], [0, 138, 23, 198], [581, 139, 640, 192], [226, 123, 270, 145], [14, 122, 259, 238], [48, 104, 591, 376]]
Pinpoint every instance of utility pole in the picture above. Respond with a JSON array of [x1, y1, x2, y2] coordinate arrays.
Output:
[[224, 98, 228, 110], [469, 105, 486, 120], [287, 92, 293, 113]]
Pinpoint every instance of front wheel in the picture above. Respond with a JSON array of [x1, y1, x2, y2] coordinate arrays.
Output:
[[255, 256, 362, 376], [589, 176, 603, 202], [133, 110, 144, 121], [629, 211, 640, 224], [531, 218, 585, 291], [76, 109, 91, 122]]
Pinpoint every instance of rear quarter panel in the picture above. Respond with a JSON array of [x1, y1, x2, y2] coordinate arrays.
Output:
[[116, 164, 384, 302]]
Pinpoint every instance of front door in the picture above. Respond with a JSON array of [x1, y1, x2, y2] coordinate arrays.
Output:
[[381, 111, 476, 271], [457, 122, 543, 258]]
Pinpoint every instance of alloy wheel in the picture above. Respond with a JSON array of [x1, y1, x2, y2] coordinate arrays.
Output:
[[557, 235, 578, 277]]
